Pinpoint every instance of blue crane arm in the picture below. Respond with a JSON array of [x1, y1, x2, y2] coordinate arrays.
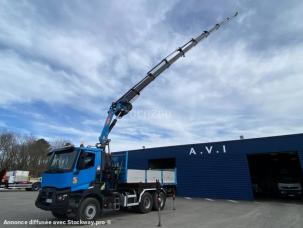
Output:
[[98, 12, 238, 147]]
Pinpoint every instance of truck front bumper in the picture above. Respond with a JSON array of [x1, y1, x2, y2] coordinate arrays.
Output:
[[279, 190, 302, 197], [35, 187, 79, 213]]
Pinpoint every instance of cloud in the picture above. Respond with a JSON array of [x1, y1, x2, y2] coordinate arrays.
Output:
[[0, 0, 302, 151]]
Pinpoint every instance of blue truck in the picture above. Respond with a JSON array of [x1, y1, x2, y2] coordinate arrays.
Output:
[[35, 13, 238, 221]]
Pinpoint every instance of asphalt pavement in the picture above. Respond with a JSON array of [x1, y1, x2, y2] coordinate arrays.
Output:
[[0, 191, 303, 228]]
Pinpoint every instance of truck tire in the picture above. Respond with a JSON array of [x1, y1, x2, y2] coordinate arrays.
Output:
[[32, 182, 41, 191], [76, 197, 100, 221], [152, 191, 166, 211], [52, 212, 67, 220], [138, 192, 153, 213]]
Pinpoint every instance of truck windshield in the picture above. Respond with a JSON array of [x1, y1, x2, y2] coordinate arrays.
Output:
[[46, 149, 78, 173]]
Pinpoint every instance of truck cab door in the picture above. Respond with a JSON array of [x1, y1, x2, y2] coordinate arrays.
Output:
[[72, 151, 96, 191]]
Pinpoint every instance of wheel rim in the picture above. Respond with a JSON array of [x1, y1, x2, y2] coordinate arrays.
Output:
[[85, 205, 97, 220], [144, 197, 151, 209]]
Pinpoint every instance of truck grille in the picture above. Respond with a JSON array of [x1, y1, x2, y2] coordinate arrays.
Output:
[[39, 188, 55, 205], [280, 186, 300, 190]]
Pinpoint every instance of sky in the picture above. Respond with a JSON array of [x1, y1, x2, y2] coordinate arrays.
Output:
[[0, 0, 303, 151]]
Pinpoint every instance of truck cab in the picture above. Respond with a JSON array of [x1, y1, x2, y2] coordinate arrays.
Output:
[[40, 146, 100, 192], [277, 169, 302, 197]]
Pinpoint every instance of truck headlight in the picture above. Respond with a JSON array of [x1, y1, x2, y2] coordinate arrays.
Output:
[[57, 194, 68, 201]]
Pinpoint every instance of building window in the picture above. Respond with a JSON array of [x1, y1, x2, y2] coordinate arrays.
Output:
[[148, 158, 176, 169]]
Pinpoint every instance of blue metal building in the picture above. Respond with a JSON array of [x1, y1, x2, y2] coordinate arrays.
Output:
[[123, 133, 303, 200]]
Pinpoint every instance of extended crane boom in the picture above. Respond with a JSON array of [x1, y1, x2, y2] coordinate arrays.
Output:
[[98, 12, 238, 147]]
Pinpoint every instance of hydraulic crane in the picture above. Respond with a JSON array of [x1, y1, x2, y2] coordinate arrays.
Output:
[[99, 11, 238, 149], [36, 12, 238, 221]]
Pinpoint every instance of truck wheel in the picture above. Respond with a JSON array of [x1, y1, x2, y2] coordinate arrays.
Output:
[[152, 191, 166, 211], [138, 192, 153, 213], [77, 197, 100, 221], [32, 182, 41, 191], [52, 212, 67, 220]]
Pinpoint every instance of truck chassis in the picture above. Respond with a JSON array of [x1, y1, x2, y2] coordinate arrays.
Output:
[[36, 182, 175, 220]]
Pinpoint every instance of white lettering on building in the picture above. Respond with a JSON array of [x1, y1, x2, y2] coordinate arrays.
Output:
[[189, 145, 227, 156], [205, 146, 213, 154], [189, 147, 197, 155]]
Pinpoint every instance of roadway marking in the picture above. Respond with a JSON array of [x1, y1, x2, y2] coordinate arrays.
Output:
[[227, 200, 238, 203], [205, 198, 215, 201], [184, 197, 192, 200]]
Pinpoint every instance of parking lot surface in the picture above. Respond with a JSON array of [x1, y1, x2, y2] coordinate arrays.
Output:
[[0, 191, 303, 228]]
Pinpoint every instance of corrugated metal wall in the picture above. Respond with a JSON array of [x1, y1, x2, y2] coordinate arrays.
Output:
[[123, 133, 303, 200]]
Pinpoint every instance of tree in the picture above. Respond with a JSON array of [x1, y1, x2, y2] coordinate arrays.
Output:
[[0, 131, 17, 170], [49, 138, 72, 149], [0, 129, 62, 177]]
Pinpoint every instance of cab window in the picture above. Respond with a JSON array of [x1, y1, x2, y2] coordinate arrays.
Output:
[[77, 151, 95, 170]]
